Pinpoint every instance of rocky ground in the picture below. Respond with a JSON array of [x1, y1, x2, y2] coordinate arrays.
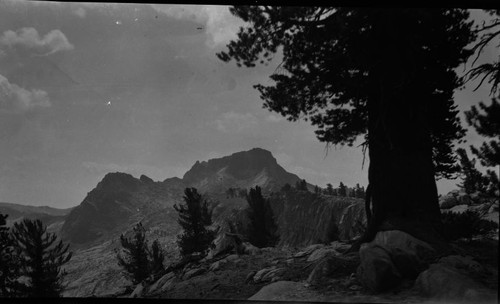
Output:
[[117, 235, 497, 303]]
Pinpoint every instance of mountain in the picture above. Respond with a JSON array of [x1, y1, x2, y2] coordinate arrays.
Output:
[[182, 148, 302, 193], [0, 202, 73, 233], [61, 148, 303, 246]]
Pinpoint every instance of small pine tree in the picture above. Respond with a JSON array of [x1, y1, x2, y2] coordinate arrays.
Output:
[[314, 185, 320, 195], [0, 213, 21, 297], [12, 219, 72, 297], [326, 183, 334, 196], [338, 182, 347, 197], [456, 148, 487, 194], [246, 186, 279, 248], [117, 223, 150, 284], [174, 188, 215, 256], [149, 240, 165, 275]]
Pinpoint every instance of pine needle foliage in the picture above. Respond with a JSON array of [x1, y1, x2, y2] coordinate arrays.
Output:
[[11, 219, 72, 298]]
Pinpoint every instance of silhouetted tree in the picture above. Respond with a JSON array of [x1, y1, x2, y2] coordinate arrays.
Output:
[[12, 219, 72, 297], [295, 179, 308, 191], [149, 240, 165, 275], [464, 9, 499, 96], [0, 213, 21, 297], [117, 223, 150, 284], [456, 148, 487, 194], [326, 183, 334, 196], [314, 185, 320, 195], [174, 188, 215, 256], [465, 98, 500, 168], [218, 7, 475, 247], [338, 182, 347, 197], [246, 186, 279, 248], [355, 184, 366, 199]]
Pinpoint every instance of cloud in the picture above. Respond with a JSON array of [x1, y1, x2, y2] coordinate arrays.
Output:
[[0, 74, 50, 112], [151, 4, 246, 48], [73, 7, 86, 18], [0, 27, 74, 55], [214, 111, 258, 133]]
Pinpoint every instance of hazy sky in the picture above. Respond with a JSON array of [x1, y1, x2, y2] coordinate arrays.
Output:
[[0, 2, 496, 208]]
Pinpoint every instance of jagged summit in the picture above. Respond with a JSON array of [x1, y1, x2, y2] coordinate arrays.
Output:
[[182, 148, 299, 193]]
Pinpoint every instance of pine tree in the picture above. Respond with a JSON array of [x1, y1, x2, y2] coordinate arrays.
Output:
[[300, 179, 308, 191], [465, 98, 500, 168], [0, 213, 21, 297], [456, 148, 487, 194], [326, 183, 334, 196], [174, 188, 215, 256], [117, 222, 150, 284], [149, 240, 165, 275], [246, 186, 279, 248], [11, 219, 72, 297], [338, 182, 347, 197], [314, 185, 320, 195], [218, 7, 475, 247]]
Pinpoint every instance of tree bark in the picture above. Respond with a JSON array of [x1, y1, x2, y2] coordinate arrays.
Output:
[[350, 13, 448, 252]]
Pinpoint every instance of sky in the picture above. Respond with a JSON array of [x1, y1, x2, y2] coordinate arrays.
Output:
[[0, 2, 497, 208]]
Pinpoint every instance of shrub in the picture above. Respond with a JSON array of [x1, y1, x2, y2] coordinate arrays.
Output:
[[441, 210, 498, 241]]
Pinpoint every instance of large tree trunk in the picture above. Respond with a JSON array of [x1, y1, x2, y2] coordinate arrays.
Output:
[[352, 12, 448, 251]]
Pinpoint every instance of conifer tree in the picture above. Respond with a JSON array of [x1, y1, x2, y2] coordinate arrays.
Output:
[[218, 7, 475, 247], [117, 222, 150, 284], [246, 186, 279, 248], [456, 148, 487, 194], [0, 213, 21, 297], [326, 183, 334, 196], [149, 240, 165, 275], [11, 219, 72, 297], [174, 188, 215, 256], [338, 182, 347, 197]]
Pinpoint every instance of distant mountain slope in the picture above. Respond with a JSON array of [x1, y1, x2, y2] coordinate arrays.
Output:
[[0, 202, 73, 233], [61, 148, 305, 247]]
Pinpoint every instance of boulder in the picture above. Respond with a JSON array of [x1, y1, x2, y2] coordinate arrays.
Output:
[[248, 281, 308, 301], [438, 255, 484, 273], [357, 244, 401, 292], [211, 233, 236, 257], [415, 263, 496, 302], [329, 241, 351, 253], [209, 260, 226, 272], [439, 194, 459, 209], [129, 283, 144, 298], [253, 266, 277, 283], [449, 204, 470, 214], [147, 272, 174, 294], [368, 230, 436, 278], [293, 244, 324, 258], [307, 255, 358, 286], [242, 242, 261, 255], [307, 248, 338, 262], [183, 268, 206, 280]]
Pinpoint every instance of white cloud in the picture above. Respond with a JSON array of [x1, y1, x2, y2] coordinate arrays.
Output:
[[214, 111, 258, 133], [0, 27, 74, 55], [73, 7, 86, 18], [0, 74, 50, 112], [151, 4, 246, 48]]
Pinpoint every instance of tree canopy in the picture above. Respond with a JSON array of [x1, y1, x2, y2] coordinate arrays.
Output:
[[218, 7, 474, 180], [218, 7, 476, 246]]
